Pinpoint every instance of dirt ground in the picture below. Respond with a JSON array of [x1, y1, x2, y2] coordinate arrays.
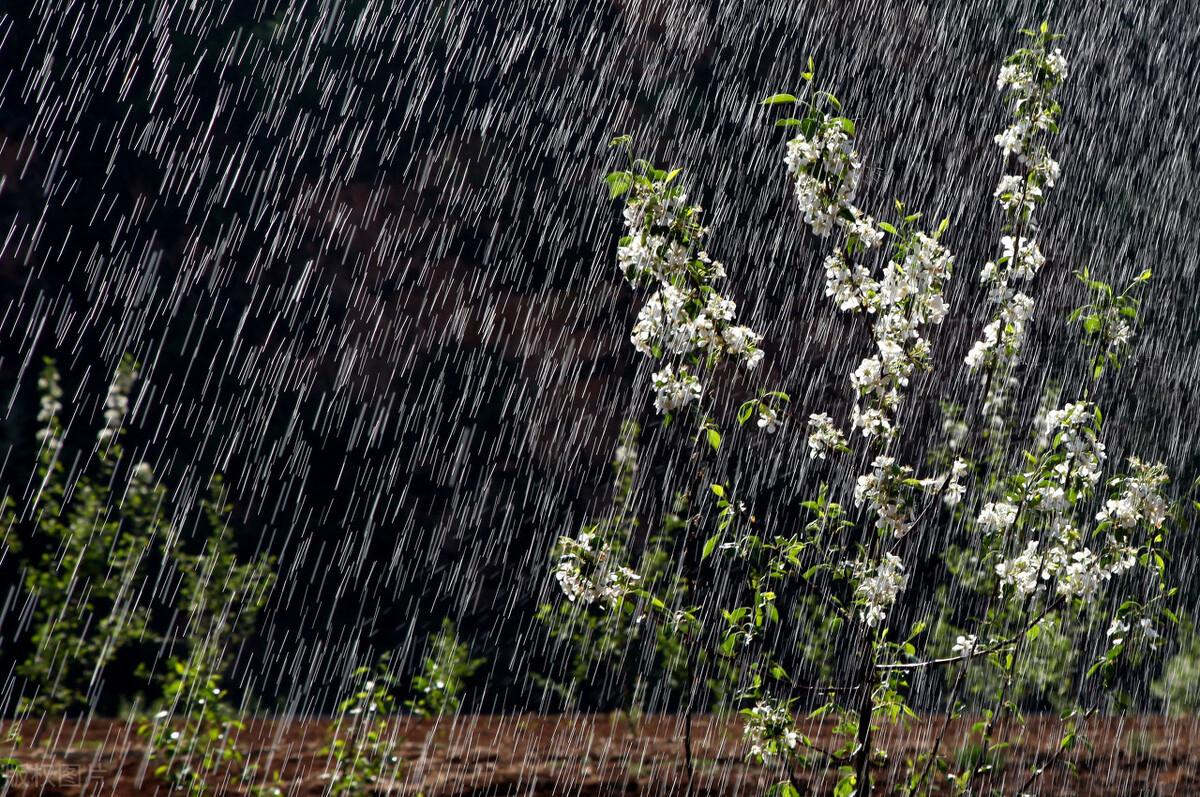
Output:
[[0, 714, 1195, 796]]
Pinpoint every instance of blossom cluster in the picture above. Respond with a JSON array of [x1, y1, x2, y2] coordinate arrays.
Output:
[[741, 699, 801, 762], [650, 364, 702, 414], [990, 402, 1168, 606], [855, 552, 907, 628], [553, 530, 641, 606], [99, 359, 138, 444], [966, 29, 1067, 403], [1096, 458, 1169, 531], [853, 455, 918, 540], [35, 363, 64, 452], [942, 458, 970, 507], [1044, 401, 1106, 487], [782, 116, 866, 237], [995, 538, 1136, 601], [846, 231, 954, 441], [615, 171, 766, 413], [784, 100, 953, 447], [977, 500, 1019, 533], [806, 412, 847, 459]]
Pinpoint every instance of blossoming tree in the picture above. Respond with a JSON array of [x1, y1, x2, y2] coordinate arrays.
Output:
[[550, 23, 1176, 796]]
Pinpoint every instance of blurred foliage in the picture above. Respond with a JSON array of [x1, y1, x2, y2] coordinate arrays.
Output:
[[405, 619, 486, 718], [3, 357, 273, 715], [325, 659, 402, 795]]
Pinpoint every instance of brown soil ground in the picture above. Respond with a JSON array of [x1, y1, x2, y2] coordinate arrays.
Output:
[[0, 714, 1195, 796]]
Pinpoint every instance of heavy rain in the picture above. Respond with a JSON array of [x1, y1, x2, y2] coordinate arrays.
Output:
[[0, 1, 1197, 794]]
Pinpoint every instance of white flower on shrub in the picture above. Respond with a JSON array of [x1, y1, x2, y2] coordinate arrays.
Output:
[[757, 404, 780, 434], [855, 552, 907, 628], [99, 359, 138, 443], [783, 116, 862, 237], [722, 325, 765, 369], [650, 364, 702, 414], [806, 412, 846, 459], [994, 540, 1049, 597], [823, 252, 877, 312], [1046, 401, 1107, 486], [742, 699, 801, 763], [977, 501, 1019, 533], [1000, 235, 1045, 280], [952, 634, 978, 654], [942, 459, 970, 507], [613, 172, 769, 410], [1096, 458, 1169, 530], [996, 537, 1138, 602], [553, 531, 640, 607]]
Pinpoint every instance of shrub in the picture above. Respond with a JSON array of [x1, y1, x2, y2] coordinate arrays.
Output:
[[552, 23, 1180, 796]]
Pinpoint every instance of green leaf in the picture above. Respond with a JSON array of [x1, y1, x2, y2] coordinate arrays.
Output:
[[761, 93, 798, 105], [878, 221, 898, 235], [702, 534, 720, 560], [706, 428, 721, 451], [608, 134, 631, 148], [775, 118, 802, 128], [738, 400, 756, 426], [605, 171, 633, 198], [710, 483, 726, 498]]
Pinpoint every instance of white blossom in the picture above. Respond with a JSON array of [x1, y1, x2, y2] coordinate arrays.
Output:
[[757, 404, 780, 434], [1046, 48, 1068, 79], [1096, 458, 1169, 530], [722, 325, 765, 369], [952, 634, 978, 654], [554, 531, 641, 606], [806, 412, 847, 459], [994, 174, 1041, 215], [977, 501, 1019, 533], [823, 252, 877, 312], [742, 699, 800, 763], [1000, 235, 1045, 280], [98, 359, 138, 444], [995, 540, 1048, 597], [943, 459, 969, 507], [784, 117, 863, 237], [855, 552, 906, 628], [650, 364, 702, 414]]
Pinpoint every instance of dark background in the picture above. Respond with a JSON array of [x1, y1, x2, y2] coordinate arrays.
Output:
[[0, 0, 1196, 713]]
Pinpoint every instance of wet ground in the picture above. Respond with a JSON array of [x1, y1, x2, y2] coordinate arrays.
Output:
[[1, 714, 1195, 795]]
